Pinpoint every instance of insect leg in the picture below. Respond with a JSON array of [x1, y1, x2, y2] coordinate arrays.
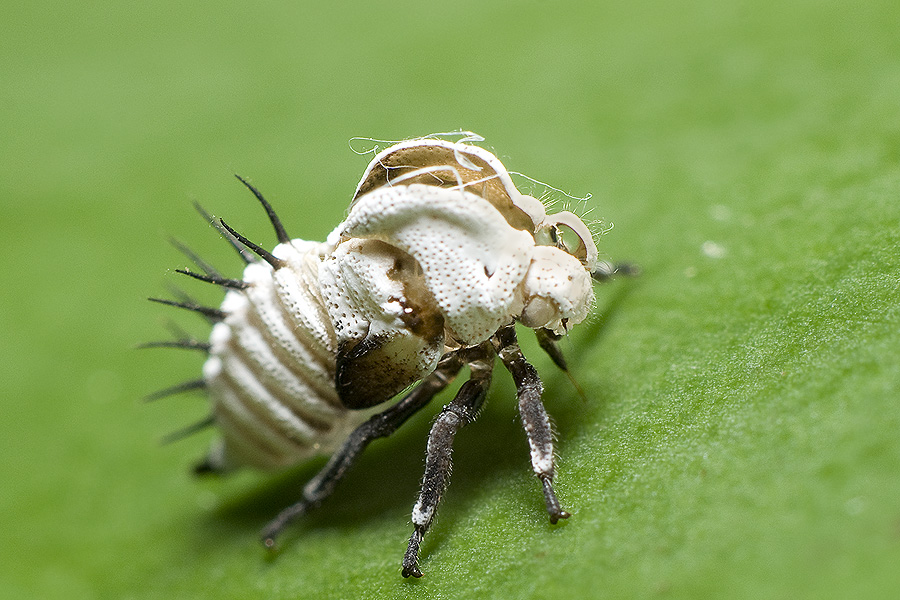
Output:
[[534, 327, 568, 371], [402, 344, 494, 578], [534, 328, 587, 401], [260, 352, 465, 548], [494, 325, 570, 524], [591, 260, 641, 282]]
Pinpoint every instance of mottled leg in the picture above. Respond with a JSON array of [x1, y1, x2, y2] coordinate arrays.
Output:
[[494, 326, 570, 524], [261, 353, 464, 548], [401, 346, 494, 578]]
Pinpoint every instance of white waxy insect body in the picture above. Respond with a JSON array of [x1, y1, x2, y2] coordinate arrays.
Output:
[[151, 136, 628, 577]]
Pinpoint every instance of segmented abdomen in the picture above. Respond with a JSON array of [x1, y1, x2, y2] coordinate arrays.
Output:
[[201, 239, 366, 471]]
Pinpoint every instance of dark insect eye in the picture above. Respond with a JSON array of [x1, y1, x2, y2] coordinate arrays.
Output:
[[557, 225, 583, 256]]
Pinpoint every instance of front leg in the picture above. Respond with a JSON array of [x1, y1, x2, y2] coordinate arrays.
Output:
[[402, 344, 494, 578], [494, 325, 570, 524]]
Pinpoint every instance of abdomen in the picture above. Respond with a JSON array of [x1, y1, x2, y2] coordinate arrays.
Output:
[[201, 239, 368, 471]]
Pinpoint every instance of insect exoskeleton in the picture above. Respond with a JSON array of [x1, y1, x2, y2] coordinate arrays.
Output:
[[147, 135, 632, 578]]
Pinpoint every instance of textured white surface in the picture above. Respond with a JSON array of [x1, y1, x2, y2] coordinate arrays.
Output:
[[338, 184, 534, 344]]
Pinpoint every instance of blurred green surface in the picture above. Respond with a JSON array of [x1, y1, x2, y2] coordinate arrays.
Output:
[[2, 1, 899, 598]]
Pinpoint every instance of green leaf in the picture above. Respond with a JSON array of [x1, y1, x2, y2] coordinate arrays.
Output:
[[2, 1, 898, 599]]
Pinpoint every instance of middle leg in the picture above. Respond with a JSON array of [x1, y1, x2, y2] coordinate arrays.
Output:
[[401, 343, 494, 578]]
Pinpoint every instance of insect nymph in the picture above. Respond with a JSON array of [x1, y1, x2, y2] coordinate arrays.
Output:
[[149, 137, 629, 577]]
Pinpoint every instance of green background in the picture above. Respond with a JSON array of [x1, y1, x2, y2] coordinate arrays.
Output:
[[3, 1, 899, 598]]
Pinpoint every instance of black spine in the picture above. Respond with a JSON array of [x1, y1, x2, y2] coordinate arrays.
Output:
[[218, 219, 286, 270], [234, 174, 291, 244]]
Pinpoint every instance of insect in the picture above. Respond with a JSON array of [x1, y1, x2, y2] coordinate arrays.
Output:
[[146, 135, 633, 577]]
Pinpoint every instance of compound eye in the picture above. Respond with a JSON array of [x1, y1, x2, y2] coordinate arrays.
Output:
[[552, 223, 584, 258], [542, 212, 598, 268]]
